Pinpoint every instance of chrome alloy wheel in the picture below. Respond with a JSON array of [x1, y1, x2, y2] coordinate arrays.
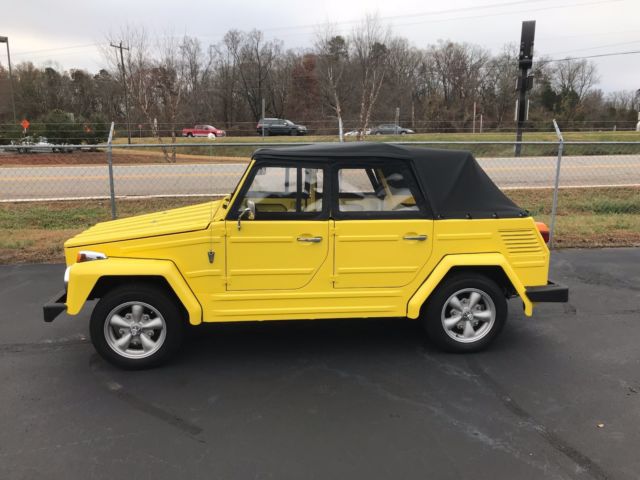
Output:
[[441, 288, 496, 343], [104, 301, 167, 359]]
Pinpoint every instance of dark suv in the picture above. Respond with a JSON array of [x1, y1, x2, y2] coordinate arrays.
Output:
[[257, 118, 308, 136], [370, 124, 415, 135]]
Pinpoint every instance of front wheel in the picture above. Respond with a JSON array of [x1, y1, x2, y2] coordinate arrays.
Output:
[[90, 284, 184, 369], [421, 273, 507, 353]]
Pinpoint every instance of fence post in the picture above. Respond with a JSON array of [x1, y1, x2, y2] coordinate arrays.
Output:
[[107, 122, 117, 219], [549, 119, 563, 249]]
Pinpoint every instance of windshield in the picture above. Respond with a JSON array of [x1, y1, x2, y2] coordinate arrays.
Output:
[[284, 120, 294, 126]]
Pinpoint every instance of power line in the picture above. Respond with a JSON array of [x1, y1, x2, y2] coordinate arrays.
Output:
[[547, 39, 640, 56], [262, 0, 553, 32], [381, 0, 625, 29], [262, 0, 625, 39], [12, 43, 105, 57], [543, 49, 640, 63]]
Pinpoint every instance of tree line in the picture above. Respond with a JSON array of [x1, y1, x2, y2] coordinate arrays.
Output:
[[0, 16, 638, 144]]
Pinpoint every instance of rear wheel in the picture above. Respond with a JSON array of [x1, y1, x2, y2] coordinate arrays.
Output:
[[421, 273, 507, 352], [90, 284, 184, 369]]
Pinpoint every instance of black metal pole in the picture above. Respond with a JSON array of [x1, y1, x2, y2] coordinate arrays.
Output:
[[514, 68, 528, 156], [514, 20, 536, 157]]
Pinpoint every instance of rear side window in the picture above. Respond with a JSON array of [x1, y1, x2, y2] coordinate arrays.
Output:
[[335, 162, 425, 218]]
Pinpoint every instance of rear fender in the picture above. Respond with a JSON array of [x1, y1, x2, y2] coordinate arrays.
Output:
[[407, 253, 532, 319], [66, 257, 203, 325]]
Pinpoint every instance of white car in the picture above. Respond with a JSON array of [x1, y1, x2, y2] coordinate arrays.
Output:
[[10, 137, 75, 153], [344, 129, 371, 137]]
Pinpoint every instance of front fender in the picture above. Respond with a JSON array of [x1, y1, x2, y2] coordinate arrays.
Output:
[[407, 253, 533, 319], [66, 257, 203, 325]]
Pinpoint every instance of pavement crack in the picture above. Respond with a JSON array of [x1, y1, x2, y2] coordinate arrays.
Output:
[[467, 359, 613, 480], [89, 354, 205, 441], [316, 363, 563, 476], [0, 337, 89, 354]]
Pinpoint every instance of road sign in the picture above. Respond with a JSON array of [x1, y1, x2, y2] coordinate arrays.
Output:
[[20, 119, 30, 130]]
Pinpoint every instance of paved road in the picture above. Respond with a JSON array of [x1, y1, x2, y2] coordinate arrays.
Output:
[[1, 155, 639, 200], [1, 248, 640, 479]]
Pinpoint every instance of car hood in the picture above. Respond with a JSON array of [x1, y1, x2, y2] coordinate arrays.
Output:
[[65, 200, 223, 248]]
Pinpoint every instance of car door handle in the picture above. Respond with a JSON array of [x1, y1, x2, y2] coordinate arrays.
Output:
[[403, 234, 428, 241], [297, 236, 323, 243]]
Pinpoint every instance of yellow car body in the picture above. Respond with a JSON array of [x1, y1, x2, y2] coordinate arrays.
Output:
[[44, 144, 567, 367]]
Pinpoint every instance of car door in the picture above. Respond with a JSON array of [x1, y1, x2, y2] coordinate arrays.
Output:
[[332, 160, 434, 288], [225, 162, 329, 291]]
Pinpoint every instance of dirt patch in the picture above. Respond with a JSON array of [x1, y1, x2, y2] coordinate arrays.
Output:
[[0, 228, 78, 264]]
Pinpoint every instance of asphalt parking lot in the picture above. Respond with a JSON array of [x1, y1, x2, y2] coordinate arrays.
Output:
[[1, 248, 639, 480]]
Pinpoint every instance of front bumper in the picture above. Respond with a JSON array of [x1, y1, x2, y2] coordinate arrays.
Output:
[[526, 281, 569, 303], [43, 289, 67, 322]]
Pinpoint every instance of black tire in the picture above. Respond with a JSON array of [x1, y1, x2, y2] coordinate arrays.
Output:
[[90, 283, 184, 369], [187, 133, 193, 138], [289, 129, 297, 136], [421, 273, 507, 353]]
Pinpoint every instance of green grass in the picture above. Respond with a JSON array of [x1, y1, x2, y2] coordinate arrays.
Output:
[[1, 187, 638, 264]]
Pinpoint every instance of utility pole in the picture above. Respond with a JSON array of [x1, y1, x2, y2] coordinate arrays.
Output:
[[261, 98, 265, 139], [472, 101, 477, 134], [110, 41, 132, 144], [0, 36, 16, 124], [514, 21, 536, 156], [395, 107, 400, 135]]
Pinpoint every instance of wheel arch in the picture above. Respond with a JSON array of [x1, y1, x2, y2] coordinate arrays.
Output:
[[407, 253, 532, 319], [89, 276, 189, 323], [65, 257, 203, 325]]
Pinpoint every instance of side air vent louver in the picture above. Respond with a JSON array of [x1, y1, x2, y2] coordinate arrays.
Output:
[[499, 229, 543, 254]]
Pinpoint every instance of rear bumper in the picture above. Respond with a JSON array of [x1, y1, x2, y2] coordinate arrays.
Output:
[[43, 290, 67, 322], [526, 281, 569, 303]]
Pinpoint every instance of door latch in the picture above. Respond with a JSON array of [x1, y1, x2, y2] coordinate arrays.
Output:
[[208, 251, 215, 263]]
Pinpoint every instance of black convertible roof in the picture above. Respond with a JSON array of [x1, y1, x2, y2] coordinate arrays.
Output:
[[253, 142, 526, 219]]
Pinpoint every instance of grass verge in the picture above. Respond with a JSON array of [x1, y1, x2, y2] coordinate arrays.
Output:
[[1, 187, 638, 264]]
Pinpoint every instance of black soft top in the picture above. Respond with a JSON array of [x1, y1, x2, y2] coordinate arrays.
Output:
[[253, 142, 526, 219]]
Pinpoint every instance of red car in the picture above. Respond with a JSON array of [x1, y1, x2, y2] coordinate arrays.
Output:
[[182, 125, 226, 138]]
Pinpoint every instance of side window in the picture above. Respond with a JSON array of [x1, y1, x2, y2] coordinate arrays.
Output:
[[337, 163, 422, 215], [237, 165, 324, 218]]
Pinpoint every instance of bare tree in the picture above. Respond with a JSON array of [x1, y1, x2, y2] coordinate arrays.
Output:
[[315, 27, 350, 137], [384, 37, 422, 128], [553, 59, 599, 102], [480, 45, 518, 129], [228, 30, 281, 121], [351, 15, 390, 139], [426, 41, 489, 130], [211, 33, 241, 128]]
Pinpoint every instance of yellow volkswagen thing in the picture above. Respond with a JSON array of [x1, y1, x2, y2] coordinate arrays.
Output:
[[44, 143, 568, 368]]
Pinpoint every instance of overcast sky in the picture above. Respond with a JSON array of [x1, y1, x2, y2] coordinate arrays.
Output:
[[2, 0, 639, 93]]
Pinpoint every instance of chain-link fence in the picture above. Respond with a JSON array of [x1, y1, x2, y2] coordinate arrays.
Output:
[[1, 135, 639, 246]]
